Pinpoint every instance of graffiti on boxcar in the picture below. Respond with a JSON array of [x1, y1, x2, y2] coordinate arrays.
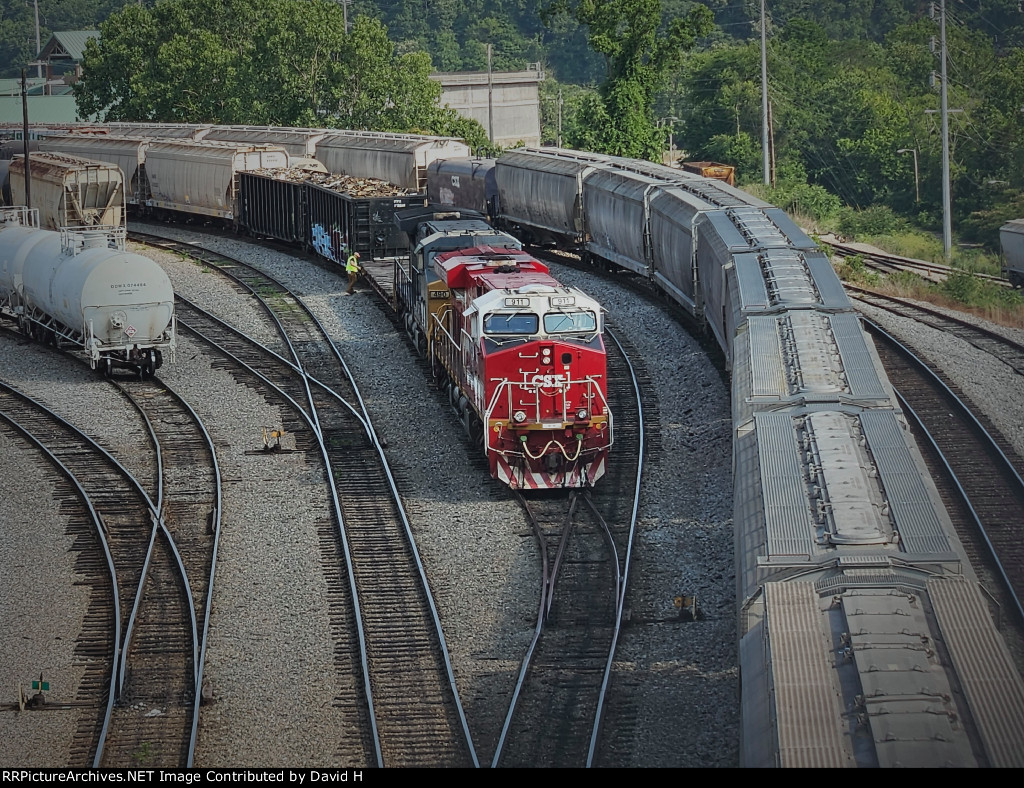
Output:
[[312, 222, 348, 264]]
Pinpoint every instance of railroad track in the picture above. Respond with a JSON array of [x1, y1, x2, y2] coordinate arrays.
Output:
[[0, 327, 223, 767], [865, 322, 1024, 627], [491, 326, 647, 767], [95, 377, 220, 768], [131, 232, 478, 767], [849, 285, 1024, 376], [824, 239, 1011, 287], [0, 376, 118, 767]]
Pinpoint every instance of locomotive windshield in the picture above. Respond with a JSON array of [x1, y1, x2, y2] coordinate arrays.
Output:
[[544, 309, 597, 334], [484, 311, 538, 335]]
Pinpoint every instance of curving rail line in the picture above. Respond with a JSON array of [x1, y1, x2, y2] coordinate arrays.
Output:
[[132, 232, 478, 767], [865, 320, 1024, 626], [849, 285, 1024, 377], [490, 325, 646, 768], [0, 327, 222, 767], [825, 239, 1011, 287]]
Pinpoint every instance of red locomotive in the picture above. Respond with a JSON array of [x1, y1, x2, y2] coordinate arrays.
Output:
[[431, 243, 611, 488], [395, 210, 611, 489]]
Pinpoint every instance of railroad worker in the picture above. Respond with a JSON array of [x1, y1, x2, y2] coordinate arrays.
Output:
[[346, 250, 360, 295]]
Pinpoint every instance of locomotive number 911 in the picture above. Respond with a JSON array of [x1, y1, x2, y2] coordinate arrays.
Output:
[[394, 208, 612, 490]]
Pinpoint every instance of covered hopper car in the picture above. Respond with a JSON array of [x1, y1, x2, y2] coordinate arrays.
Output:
[[1001, 219, 1024, 287], [8, 152, 126, 230], [428, 147, 1024, 766]]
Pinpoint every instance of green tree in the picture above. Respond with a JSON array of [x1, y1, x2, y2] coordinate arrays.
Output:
[[543, 0, 713, 158], [0, 1, 37, 79], [72, 0, 468, 137]]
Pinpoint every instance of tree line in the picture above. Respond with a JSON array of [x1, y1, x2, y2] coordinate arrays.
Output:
[[3, 0, 1022, 247]]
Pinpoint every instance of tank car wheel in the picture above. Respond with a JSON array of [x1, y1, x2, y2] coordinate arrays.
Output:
[[145, 350, 157, 378]]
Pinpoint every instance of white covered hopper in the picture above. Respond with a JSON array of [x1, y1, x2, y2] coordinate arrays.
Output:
[[144, 140, 289, 219]]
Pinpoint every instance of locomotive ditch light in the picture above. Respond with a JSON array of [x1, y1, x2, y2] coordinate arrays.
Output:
[[513, 410, 528, 423], [575, 408, 589, 421]]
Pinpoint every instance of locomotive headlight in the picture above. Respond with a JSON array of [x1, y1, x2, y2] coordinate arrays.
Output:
[[513, 410, 528, 423], [576, 408, 589, 421], [541, 347, 552, 365]]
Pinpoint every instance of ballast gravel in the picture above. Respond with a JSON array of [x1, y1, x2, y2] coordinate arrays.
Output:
[[7, 226, 1021, 769]]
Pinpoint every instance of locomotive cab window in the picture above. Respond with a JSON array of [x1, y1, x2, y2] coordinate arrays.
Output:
[[484, 311, 538, 335], [544, 309, 597, 334]]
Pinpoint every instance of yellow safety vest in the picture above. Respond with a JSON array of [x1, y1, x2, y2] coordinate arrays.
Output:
[[346, 254, 359, 273]]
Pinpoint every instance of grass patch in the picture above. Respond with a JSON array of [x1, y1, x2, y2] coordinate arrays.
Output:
[[833, 254, 882, 287], [834, 257, 1024, 328]]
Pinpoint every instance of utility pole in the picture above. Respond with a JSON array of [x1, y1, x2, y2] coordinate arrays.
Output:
[[760, 0, 770, 186], [34, 0, 42, 79], [939, 0, 952, 261], [487, 44, 494, 145], [21, 69, 32, 212]]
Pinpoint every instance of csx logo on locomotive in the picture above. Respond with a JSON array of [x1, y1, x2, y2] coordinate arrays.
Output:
[[532, 374, 566, 388]]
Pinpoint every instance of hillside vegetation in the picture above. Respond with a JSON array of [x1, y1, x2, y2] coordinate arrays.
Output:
[[2, 0, 1022, 249]]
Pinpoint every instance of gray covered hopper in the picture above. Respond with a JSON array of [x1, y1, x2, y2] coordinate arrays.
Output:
[[144, 140, 290, 219], [315, 132, 470, 192], [38, 134, 150, 203]]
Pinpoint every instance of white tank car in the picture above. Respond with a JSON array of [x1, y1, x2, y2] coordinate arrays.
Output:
[[0, 207, 175, 376]]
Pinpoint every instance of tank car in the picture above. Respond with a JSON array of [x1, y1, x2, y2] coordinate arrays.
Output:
[[394, 207, 611, 489], [0, 206, 175, 377]]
